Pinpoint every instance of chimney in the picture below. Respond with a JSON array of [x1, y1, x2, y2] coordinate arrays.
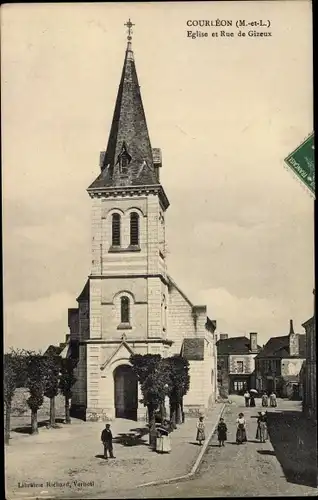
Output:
[[152, 148, 162, 182], [288, 319, 299, 356], [249, 332, 258, 353], [219, 333, 228, 340]]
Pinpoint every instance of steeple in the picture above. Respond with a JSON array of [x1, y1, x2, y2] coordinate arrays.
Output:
[[88, 19, 159, 191]]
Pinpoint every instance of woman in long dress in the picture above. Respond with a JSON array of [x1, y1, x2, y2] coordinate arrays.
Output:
[[256, 411, 268, 443], [261, 392, 269, 407], [269, 392, 277, 407], [156, 420, 171, 454], [236, 413, 247, 444], [196, 416, 206, 446], [249, 394, 256, 407], [244, 391, 250, 407]]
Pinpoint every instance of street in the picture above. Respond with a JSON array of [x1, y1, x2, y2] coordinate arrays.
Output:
[[5, 398, 317, 499], [92, 399, 317, 498]]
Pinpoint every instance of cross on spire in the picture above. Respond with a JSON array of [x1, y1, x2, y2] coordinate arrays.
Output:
[[124, 18, 135, 41]]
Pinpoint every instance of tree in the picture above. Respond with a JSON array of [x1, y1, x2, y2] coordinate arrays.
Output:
[[26, 354, 47, 434], [59, 358, 76, 424], [4, 349, 32, 445], [43, 355, 61, 427], [130, 354, 166, 446], [167, 355, 190, 426]]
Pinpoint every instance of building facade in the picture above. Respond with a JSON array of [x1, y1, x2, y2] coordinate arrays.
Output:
[[255, 320, 306, 398], [64, 33, 218, 421], [217, 333, 260, 396], [301, 314, 316, 420]]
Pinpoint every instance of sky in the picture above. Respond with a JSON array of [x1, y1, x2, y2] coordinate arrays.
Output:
[[2, 1, 314, 351]]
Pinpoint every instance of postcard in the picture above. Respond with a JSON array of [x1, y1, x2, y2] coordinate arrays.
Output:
[[2, 1, 315, 498]]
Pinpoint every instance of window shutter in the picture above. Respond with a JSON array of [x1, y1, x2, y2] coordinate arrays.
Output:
[[130, 212, 139, 246], [112, 214, 121, 246]]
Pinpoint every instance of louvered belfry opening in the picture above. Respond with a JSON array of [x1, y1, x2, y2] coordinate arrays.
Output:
[[130, 212, 139, 246], [112, 213, 121, 246]]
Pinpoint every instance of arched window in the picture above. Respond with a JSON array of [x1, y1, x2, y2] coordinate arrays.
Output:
[[130, 212, 139, 246], [120, 296, 130, 324], [112, 213, 121, 246]]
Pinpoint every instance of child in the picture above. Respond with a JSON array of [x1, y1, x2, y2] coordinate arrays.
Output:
[[196, 415, 206, 446], [217, 417, 227, 447], [101, 423, 115, 459]]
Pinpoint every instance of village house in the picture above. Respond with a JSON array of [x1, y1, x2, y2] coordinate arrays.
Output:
[[53, 27, 218, 421], [255, 320, 306, 399], [216, 333, 260, 396], [301, 292, 316, 420], [44, 337, 70, 359]]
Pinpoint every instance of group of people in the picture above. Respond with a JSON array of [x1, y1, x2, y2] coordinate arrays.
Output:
[[261, 391, 277, 408], [234, 411, 268, 444], [100, 405, 271, 459], [244, 390, 277, 408], [198, 411, 268, 447]]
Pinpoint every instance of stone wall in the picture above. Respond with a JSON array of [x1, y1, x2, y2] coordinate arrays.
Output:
[[167, 281, 196, 354], [85, 341, 149, 421], [183, 360, 206, 413], [10, 388, 65, 418], [217, 355, 230, 397], [100, 277, 148, 340]]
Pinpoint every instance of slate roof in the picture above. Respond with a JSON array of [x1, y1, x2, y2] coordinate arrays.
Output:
[[217, 336, 261, 355], [206, 317, 217, 333], [182, 338, 205, 360], [77, 280, 89, 302], [302, 316, 315, 329], [43, 345, 65, 357], [255, 334, 306, 359], [88, 42, 159, 191]]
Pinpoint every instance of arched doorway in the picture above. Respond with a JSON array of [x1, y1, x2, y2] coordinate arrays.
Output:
[[113, 365, 138, 420]]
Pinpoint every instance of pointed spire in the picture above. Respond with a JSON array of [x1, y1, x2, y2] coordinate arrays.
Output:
[[89, 19, 158, 190]]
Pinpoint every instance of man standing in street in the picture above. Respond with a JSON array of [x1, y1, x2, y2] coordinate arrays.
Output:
[[101, 423, 115, 459]]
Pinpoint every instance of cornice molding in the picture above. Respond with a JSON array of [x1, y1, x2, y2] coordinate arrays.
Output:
[[87, 184, 170, 211]]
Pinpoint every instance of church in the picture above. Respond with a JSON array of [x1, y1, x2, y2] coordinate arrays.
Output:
[[64, 22, 218, 421]]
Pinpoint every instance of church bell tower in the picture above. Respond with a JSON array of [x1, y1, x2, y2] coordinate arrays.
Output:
[[76, 20, 172, 421]]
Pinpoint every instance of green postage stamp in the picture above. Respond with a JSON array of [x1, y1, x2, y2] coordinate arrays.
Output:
[[284, 133, 315, 196]]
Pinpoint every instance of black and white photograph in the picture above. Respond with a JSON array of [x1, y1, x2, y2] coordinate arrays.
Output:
[[2, 1, 316, 498]]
